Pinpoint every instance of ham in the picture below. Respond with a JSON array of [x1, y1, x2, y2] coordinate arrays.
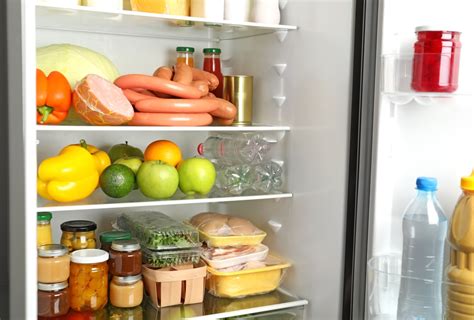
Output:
[[73, 74, 134, 126]]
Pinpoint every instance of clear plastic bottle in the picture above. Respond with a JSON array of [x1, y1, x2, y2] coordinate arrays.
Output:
[[197, 133, 276, 165], [397, 177, 448, 320]]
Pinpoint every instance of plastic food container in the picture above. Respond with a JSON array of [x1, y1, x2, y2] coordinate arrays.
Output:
[[412, 26, 462, 93], [202, 244, 269, 269], [142, 247, 201, 269], [198, 229, 266, 247], [116, 212, 200, 250], [142, 262, 207, 308], [206, 256, 290, 298], [37, 244, 70, 283], [61, 220, 97, 253], [130, 0, 190, 15]]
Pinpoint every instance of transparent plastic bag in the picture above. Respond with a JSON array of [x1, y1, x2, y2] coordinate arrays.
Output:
[[190, 212, 264, 236]]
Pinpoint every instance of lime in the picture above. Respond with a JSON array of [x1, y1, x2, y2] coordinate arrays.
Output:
[[99, 164, 135, 198]]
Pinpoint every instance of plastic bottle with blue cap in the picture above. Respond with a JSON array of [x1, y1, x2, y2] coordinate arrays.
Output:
[[397, 177, 448, 320]]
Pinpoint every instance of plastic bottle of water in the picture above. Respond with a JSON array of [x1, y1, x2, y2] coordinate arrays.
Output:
[[197, 133, 276, 165], [397, 177, 448, 320]]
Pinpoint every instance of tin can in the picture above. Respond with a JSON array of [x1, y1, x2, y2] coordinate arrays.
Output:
[[223, 75, 253, 125]]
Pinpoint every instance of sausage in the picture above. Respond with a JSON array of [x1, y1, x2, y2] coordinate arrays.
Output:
[[115, 74, 202, 99], [173, 63, 193, 85], [191, 68, 219, 91], [153, 66, 173, 80], [192, 80, 210, 97], [134, 88, 156, 97], [213, 117, 235, 126], [122, 89, 154, 104], [135, 97, 220, 113], [203, 97, 237, 120], [128, 112, 213, 126]]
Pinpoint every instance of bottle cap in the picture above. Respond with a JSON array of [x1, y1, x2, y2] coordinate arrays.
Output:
[[176, 47, 195, 53], [203, 48, 221, 54], [71, 249, 109, 264], [416, 177, 438, 191], [113, 274, 142, 285], [38, 244, 68, 258], [111, 239, 141, 252], [37, 212, 52, 222], [461, 170, 474, 191], [100, 230, 132, 245], [415, 25, 461, 33], [38, 282, 68, 292], [61, 220, 97, 232], [197, 143, 204, 155]]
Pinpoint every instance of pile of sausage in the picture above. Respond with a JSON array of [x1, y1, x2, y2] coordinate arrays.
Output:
[[114, 63, 237, 126]]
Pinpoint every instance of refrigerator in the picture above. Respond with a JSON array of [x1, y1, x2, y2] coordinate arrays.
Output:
[[1, 0, 472, 319]]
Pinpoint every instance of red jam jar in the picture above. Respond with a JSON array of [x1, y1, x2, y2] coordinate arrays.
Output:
[[411, 26, 461, 93]]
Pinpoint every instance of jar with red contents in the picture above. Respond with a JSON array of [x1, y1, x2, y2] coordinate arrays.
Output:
[[411, 26, 461, 93]]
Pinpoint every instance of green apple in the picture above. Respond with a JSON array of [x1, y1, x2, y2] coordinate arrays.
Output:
[[137, 160, 179, 199], [108, 141, 144, 163], [178, 158, 216, 195], [114, 157, 143, 174]]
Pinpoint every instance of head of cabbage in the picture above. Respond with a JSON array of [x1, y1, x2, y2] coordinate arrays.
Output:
[[37, 43, 120, 89]]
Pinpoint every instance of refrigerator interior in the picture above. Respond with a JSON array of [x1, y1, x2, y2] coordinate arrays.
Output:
[[7, 0, 356, 319], [368, 0, 474, 318]]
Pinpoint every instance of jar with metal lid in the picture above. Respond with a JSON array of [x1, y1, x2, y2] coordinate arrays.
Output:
[[61, 220, 97, 252], [109, 274, 144, 308], [38, 244, 70, 283], [69, 249, 109, 312], [109, 239, 142, 276], [99, 230, 132, 252], [37, 212, 53, 247], [38, 281, 70, 318], [176, 47, 195, 67]]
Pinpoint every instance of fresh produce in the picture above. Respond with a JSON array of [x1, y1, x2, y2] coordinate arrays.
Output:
[[142, 247, 201, 268], [37, 145, 99, 202], [67, 139, 111, 175], [116, 212, 200, 250], [128, 112, 214, 126], [178, 158, 216, 195], [108, 141, 144, 163], [136, 161, 179, 199], [36, 69, 71, 125], [73, 74, 134, 126], [144, 140, 182, 167], [99, 164, 135, 198], [37, 43, 119, 88], [114, 157, 143, 174]]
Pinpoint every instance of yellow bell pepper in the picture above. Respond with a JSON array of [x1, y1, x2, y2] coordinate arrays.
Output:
[[37, 145, 99, 203], [66, 139, 111, 175]]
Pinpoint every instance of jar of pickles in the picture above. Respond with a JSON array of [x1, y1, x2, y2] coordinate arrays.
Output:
[[69, 249, 109, 312], [61, 220, 97, 252], [109, 239, 142, 276], [38, 281, 70, 318], [99, 230, 132, 252], [109, 275, 144, 308], [38, 244, 70, 283]]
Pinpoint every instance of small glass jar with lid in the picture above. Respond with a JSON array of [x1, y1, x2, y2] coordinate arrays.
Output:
[[109, 274, 144, 308], [61, 220, 97, 252], [69, 249, 109, 312], [37, 212, 53, 247], [38, 281, 70, 318], [38, 244, 70, 283], [176, 46, 195, 67], [99, 230, 132, 252], [109, 239, 142, 276]]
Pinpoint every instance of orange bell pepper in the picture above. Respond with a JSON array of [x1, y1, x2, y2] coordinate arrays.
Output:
[[36, 69, 72, 125]]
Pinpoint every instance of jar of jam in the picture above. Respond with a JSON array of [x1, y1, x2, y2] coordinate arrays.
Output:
[[411, 26, 461, 93], [109, 239, 142, 276], [61, 220, 97, 253], [109, 275, 144, 308], [176, 46, 195, 67], [38, 281, 70, 318], [99, 230, 132, 252], [38, 244, 70, 283], [37, 212, 53, 247], [69, 249, 109, 312]]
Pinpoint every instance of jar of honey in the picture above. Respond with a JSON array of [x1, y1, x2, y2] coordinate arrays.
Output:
[[109, 239, 142, 276], [109, 275, 144, 308], [69, 249, 109, 312]]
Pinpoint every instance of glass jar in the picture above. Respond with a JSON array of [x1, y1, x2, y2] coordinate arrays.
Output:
[[38, 281, 70, 318], [99, 230, 132, 252], [109, 239, 142, 276], [109, 275, 144, 308], [37, 212, 53, 247], [412, 26, 462, 93], [61, 220, 97, 253], [38, 244, 70, 283], [69, 249, 109, 312], [203, 48, 224, 98], [176, 47, 195, 67]]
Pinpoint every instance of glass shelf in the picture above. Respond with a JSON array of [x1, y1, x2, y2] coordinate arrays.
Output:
[[36, 4, 298, 41], [36, 124, 291, 132]]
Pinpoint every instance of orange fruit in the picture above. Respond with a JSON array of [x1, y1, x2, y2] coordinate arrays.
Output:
[[144, 140, 182, 167]]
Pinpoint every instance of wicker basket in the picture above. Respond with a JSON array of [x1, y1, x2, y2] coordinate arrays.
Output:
[[142, 262, 206, 308]]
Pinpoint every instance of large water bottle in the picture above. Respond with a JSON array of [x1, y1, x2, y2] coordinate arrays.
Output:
[[197, 133, 276, 165], [397, 177, 448, 320]]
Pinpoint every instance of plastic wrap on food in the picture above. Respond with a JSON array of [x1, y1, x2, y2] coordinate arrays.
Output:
[[202, 245, 269, 270], [142, 247, 201, 269], [116, 211, 200, 250]]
